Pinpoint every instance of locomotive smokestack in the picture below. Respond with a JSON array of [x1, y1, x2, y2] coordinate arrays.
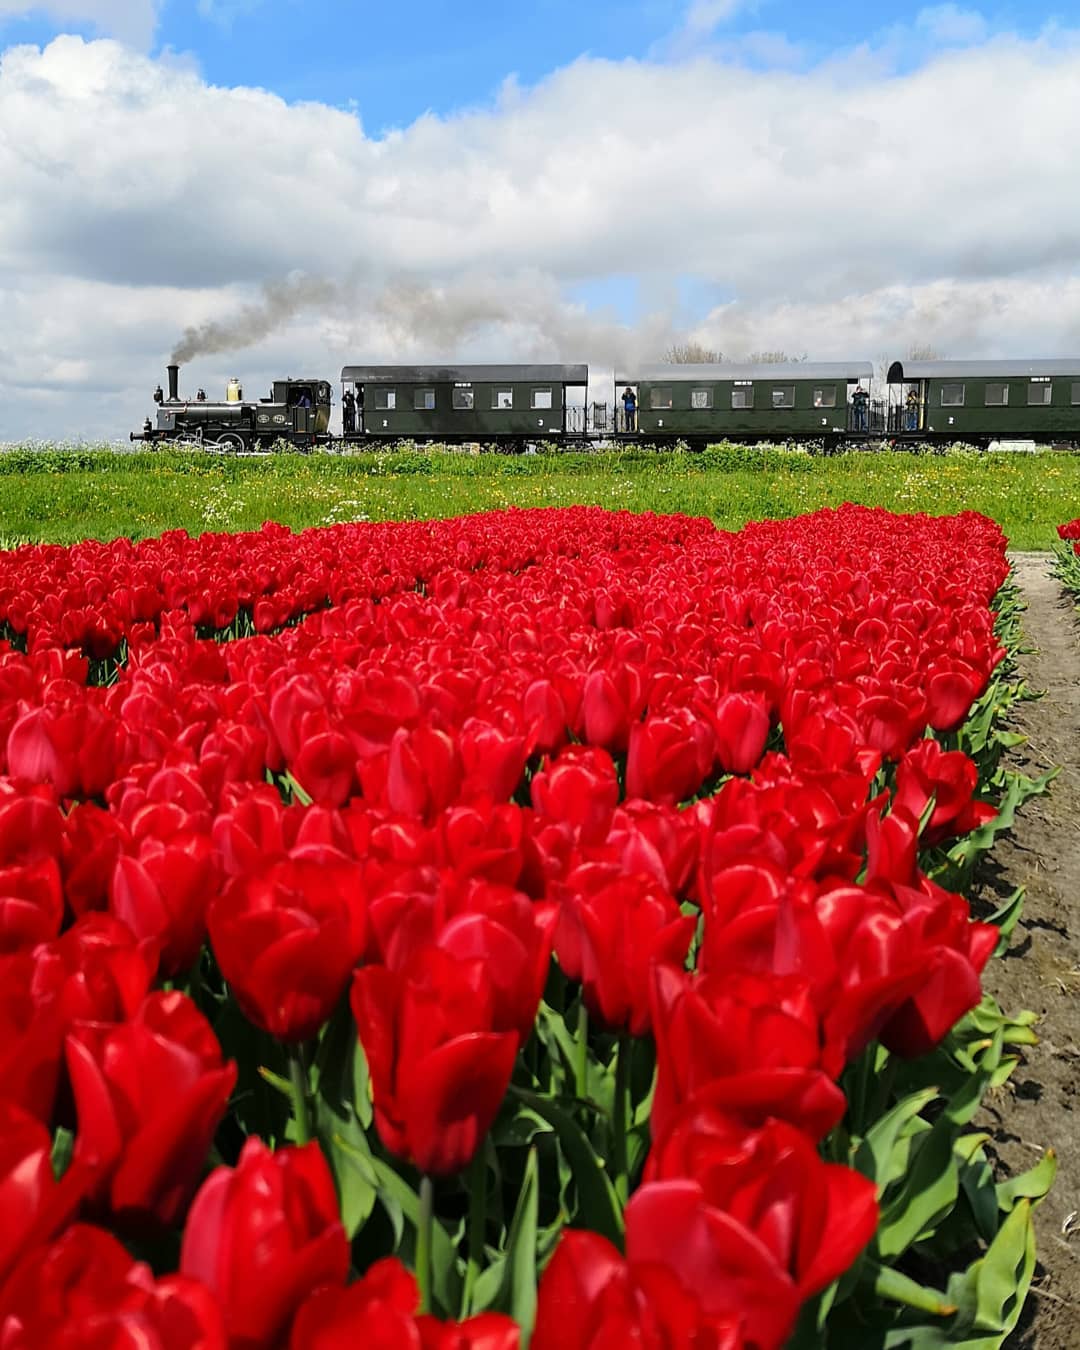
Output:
[[167, 363, 179, 402]]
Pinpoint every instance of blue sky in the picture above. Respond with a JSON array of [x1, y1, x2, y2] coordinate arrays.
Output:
[[1, 0, 1073, 130]]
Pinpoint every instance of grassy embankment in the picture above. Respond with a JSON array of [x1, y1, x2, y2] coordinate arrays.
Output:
[[0, 444, 1075, 549]]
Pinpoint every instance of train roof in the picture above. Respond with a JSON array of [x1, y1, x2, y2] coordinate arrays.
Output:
[[341, 364, 589, 384], [616, 362, 873, 383], [888, 359, 1080, 382]]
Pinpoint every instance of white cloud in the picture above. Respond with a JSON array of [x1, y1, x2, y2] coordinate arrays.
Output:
[[658, 0, 761, 58], [690, 275, 1080, 364], [2, 29, 1080, 440], [0, 0, 160, 49], [195, 0, 267, 30], [915, 4, 988, 46], [683, 0, 753, 35]]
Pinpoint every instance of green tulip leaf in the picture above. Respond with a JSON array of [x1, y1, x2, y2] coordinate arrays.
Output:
[[331, 1135, 460, 1314], [510, 1088, 623, 1247], [876, 1115, 960, 1259], [475, 1147, 539, 1345], [995, 1149, 1057, 1213], [853, 1087, 938, 1194], [866, 1260, 957, 1318]]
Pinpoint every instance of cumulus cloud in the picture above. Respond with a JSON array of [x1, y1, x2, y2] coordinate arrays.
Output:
[[0, 0, 160, 49], [689, 275, 1080, 363], [2, 27, 1080, 439]]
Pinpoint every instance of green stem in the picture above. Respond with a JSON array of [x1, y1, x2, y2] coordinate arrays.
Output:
[[614, 1032, 631, 1207], [417, 1175, 434, 1315], [576, 1000, 589, 1101], [288, 1043, 312, 1146], [460, 1147, 488, 1318]]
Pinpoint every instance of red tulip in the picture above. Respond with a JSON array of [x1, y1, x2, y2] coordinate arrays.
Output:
[[60, 803, 128, 915], [877, 877, 998, 1057], [0, 1100, 88, 1285], [865, 807, 920, 887], [109, 827, 217, 978], [208, 849, 366, 1042], [924, 663, 979, 733], [180, 1138, 348, 1350], [707, 691, 771, 776], [289, 1258, 420, 1350], [644, 1110, 878, 1298], [530, 746, 620, 846], [650, 962, 829, 1138], [416, 1313, 521, 1350], [0, 856, 64, 954], [556, 869, 695, 1036], [32, 913, 157, 1030], [458, 717, 528, 804], [0, 1223, 225, 1349], [532, 1227, 740, 1350], [580, 670, 633, 752], [351, 946, 518, 1176], [625, 709, 713, 806], [292, 730, 357, 807], [893, 740, 997, 846], [289, 1258, 520, 1350], [66, 991, 236, 1230], [603, 799, 699, 897]]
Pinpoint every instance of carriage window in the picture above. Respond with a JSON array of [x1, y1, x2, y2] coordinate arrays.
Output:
[[374, 388, 396, 411], [985, 383, 1008, 406], [1072, 383, 1080, 406], [1028, 381, 1052, 405], [812, 387, 837, 408], [772, 385, 795, 409], [493, 389, 513, 410], [731, 385, 754, 409], [650, 387, 673, 410], [940, 384, 965, 407], [413, 388, 435, 411], [690, 388, 713, 409], [452, 388, 474, 410], [531, 388, 553, 409]]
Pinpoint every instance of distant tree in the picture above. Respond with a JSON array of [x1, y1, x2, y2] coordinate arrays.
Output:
[[664, 342, 722, 364], [744, 350, 807, 364], [907, 342, 943, 361]]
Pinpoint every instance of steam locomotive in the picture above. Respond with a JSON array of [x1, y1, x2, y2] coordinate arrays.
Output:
[[131, 364, 332, 451], [132, 356, 1080, 451]]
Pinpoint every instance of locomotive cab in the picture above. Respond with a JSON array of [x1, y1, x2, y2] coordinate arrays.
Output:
[[271, 380, 332, 436]]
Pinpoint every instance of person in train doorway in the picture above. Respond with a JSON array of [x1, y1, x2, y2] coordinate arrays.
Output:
[[622, 386, 637, 432], [342, 387, 356, 436], [906, 385, 919, 431], [852, 384, 869, 433]]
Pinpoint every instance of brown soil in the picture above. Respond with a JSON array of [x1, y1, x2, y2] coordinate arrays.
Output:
[[978, 554, 1080, 1349]]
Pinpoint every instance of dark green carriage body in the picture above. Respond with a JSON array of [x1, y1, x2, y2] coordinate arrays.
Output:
[[341, 365, 589, 443], [887, 360, 1080, 443], [618, 363, 873, 442]]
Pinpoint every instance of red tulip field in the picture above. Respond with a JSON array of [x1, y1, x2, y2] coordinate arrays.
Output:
[[0, 503, 1060, 1348]]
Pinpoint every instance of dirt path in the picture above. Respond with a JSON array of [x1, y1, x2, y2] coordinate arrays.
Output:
[[978, 554, 1080, 1349]]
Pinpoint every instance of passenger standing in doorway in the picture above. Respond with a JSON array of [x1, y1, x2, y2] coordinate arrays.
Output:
[[906, 386, 919, 431], [852, 385, 869, 433], [342, 388, 356, 435], [622, 387, 637, 432]]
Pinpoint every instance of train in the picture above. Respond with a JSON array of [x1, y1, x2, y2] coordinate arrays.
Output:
[[131, 357, 1080, 452]]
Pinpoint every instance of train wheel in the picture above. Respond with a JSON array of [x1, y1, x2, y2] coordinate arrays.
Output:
[[214, 432, 246, 453]]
